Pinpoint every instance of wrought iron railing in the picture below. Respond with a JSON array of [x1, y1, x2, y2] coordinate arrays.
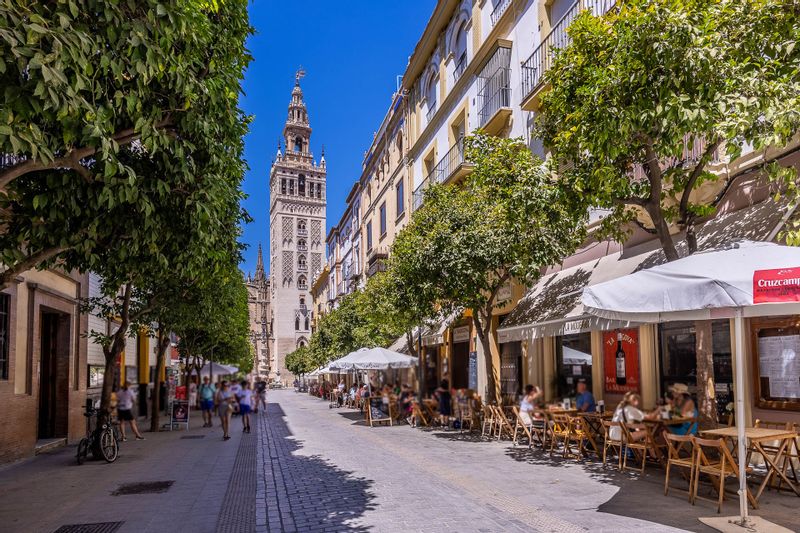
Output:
[[413, 137, 471, 211], [426, 101, 438, 123], [491, 0, 513, 26], [453, 52, 467, 83], [478, 66, 511, 127], [521, 0, 616, 101], [297, 228, 308, 236]]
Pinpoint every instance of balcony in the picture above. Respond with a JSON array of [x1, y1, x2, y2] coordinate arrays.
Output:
[[452, 52, 467, 84], [490, 0, 512, 27], [297, 243, 307, 251], [412, 136, 473, 211], [478, 66, 511, 133], [426, 101, 438, 123], [367, 245, 389, 263], [297, 228, 308, 237], [298, 264, 307, 272], [367, 261, 387, 278], [337, 282, 346, 296], [521, 0, 616, 110]]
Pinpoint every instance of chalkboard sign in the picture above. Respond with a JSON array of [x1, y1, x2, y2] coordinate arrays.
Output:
[[468, 351, 478, 390], [368, 396, 392, 426], [170, 400, 190, 430]]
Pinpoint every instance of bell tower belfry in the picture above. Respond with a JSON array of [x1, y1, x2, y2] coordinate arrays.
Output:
[[268, 73, 327, 385]]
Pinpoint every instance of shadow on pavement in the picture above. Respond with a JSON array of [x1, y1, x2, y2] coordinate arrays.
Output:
[[264, 403, 376, 532], [503, 444, 799, 532]]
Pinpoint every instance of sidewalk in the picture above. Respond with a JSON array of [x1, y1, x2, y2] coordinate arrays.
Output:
[[0, 410, 258, 533]]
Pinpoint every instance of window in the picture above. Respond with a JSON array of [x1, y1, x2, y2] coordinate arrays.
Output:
[[0, 294, 8, 380], [295, 317, 300, 330], [555, 333, 593, 398], [298, 219, 306, 233], [304, 317, 309, 330], [379, 202, 387, 236], [316, 183, 322, 199], [298, 254, 306, 269], [366, 221, 373, 251], [281, 179, 287, 195], [299, 296, 305, 306], [298, 238, 306, 250], [298, 174, 306, 196], [294, 136, 303, 152], [298, 275, 307, 290], [289, 180, 295, 195], [396, 179, 405, 217]]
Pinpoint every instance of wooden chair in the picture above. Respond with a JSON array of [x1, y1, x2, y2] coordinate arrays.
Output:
[[664, 433, 696, 502], [455, 398, 474, 433], [411, 402, 429, 427], [512, 407, 546, 448], [693, 437, 758, 513], [494, 406, 516, 441], [621, 423, 650, 473], [481, 405, 496, 438], [549, 413, 572, 458], [753, 419, 798, 490], [602, 420, 624, 471]]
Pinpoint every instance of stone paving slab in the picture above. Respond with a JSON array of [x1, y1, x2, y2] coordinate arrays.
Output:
[[0, 412, 245, 533], [263, 390, 800, 533]]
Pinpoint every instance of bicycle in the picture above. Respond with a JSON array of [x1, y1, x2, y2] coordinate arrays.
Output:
[[77, 405, 119, 465]]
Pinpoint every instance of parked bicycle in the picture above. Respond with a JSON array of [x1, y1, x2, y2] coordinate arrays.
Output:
[[77, 402, 119, 465]]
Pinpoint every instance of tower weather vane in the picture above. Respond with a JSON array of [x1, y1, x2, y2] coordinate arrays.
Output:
[[295, 67, 306, 84]]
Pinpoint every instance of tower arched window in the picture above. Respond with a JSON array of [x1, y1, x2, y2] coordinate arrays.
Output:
[[297, 219, 306, 235], [295, 317, 300, 330], [298, 174, 306, 196], [304, 317, 309, 330], [298, 275, 307, 290], [298, 254, 306, 269], [294, 137, 303, 152], [298, 238, 307, 250]]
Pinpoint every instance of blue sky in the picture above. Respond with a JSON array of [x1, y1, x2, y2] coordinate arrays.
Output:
[[239, 0, 436, 275]]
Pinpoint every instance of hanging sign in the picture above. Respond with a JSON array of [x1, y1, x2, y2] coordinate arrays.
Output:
[[603, 328, 640, 394], [753, 268, 800, 304], [453, 326, 470, 343]]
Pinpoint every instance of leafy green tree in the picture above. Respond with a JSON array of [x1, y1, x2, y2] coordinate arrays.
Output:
[[392, 133, 585, 402], [0, 0, 253, 286], [285, 346, 315, 376], [536, 0, 800, 260]]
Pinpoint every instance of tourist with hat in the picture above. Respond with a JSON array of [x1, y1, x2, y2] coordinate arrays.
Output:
[[667, 383, 698, 435]]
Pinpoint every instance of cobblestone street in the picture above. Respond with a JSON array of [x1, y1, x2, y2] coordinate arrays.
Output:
[[1, 390, 798, 532]]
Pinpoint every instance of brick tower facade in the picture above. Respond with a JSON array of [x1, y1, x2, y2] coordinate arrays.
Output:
[[268, 74, 326, 385]]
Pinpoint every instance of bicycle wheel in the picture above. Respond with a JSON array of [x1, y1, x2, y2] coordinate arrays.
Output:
[[76, 438, 89, 465], [100, 429, 118, 463]]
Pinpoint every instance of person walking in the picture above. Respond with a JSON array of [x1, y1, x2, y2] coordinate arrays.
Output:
[[237, 381, 253, 433], [255, 380, 267, 414], [188, 378, 198, 409], [199, 377, 215, 427], [215, 381, 234, 441], [117, 381, 145, 441], [230, 380, 242, 417]]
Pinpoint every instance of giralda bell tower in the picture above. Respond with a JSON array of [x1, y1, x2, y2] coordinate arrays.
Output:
[[268, 71, 326, 385]]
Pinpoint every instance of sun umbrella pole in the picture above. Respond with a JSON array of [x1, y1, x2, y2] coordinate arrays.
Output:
[[734, 308, 750, 524]]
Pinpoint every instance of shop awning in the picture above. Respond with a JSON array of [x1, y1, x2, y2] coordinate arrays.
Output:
[[497, 199, 793, 343], [421, 310, 461, 346]]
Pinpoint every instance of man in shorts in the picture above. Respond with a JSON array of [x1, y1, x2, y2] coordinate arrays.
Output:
[[199, 376, 216, 427], [117, 381, 145, 441]]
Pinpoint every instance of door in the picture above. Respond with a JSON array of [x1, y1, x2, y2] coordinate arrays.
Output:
[[451, 342, 469, 390], [38, 313, 59, 439]]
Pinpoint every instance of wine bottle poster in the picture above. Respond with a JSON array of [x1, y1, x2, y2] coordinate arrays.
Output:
[[603, 328, 640, 394]]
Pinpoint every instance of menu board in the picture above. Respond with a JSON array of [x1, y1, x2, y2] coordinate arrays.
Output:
[[757, 334, 800, 400], [368, 396, 392, 426]]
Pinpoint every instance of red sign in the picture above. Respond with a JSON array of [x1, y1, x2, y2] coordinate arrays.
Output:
[[753, 268, 800, 304], [175, 385, 187, 400], [603, 329, 640, 394]]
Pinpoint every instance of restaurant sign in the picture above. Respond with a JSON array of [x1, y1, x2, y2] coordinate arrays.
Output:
[[603, 328, 640, 394], [753, 268, 800, 304]]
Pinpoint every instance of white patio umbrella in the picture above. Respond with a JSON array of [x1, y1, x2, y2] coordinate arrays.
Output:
[[582, 240, 800, 525], [329, 346, 418, 370], [195, 362, 238, 379]]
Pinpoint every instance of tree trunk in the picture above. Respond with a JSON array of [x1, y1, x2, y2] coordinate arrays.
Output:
[[150, 328, 169, 433], [98, 283, 132, 426], [695, 320, 717, 429], [646, 203, 680, 262], [473, 311, 498, 404], [685, 220, 698, 255]]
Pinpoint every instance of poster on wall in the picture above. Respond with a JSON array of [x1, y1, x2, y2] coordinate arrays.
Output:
[[603, 328, 640, 394], [468, 351, 478, 390]]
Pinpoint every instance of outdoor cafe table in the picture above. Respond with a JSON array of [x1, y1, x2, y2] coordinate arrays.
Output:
[[639, 416, 697, 463], [701, 426, 800, 502]]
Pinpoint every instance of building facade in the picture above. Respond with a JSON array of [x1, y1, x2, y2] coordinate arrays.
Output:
[[269, 77, 327, 385], [246, 245, 271, 379]]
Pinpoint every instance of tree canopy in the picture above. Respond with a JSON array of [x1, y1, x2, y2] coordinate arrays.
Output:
[[0, 0, 252, 285], [391, 133, 586, 400], [536, 0, 800, 259]]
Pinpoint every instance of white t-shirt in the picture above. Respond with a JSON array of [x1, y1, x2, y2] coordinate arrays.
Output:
[[230, 384, 241, 395], [237, 389, 252, 407], [118, 389, 135, 410], [610, 405, 645, 441]]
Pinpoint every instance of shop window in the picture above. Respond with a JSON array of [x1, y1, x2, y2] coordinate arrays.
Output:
[[0, 293, 9, 380], [500, 341, 522, 401], [751, 317, 800, 411], [659, 320, 733, 419], [555, 333, 592, 398]]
